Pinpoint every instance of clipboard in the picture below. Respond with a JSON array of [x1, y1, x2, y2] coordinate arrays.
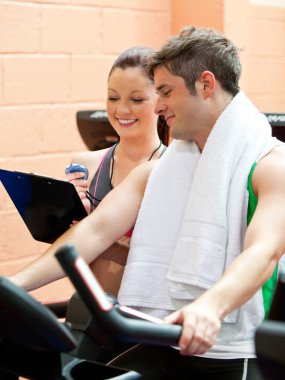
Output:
[[0, 169, 88, 244]]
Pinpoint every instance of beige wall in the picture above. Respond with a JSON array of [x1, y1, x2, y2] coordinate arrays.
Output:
[[0, 0, 285, 301], [0, 0, 171, 300], [171, 0, 224, 34], [226, 0, 285, 111]]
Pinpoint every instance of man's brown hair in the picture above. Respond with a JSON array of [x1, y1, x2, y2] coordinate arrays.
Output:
[[148, 26, 241, 96]]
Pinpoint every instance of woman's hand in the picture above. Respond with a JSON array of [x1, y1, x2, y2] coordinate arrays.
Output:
[[65, 170, 91, 214]]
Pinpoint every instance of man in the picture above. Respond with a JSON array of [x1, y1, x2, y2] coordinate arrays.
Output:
[[10, 26, 285, 379]]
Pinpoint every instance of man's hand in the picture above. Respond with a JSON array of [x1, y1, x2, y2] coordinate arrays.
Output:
[[164, 300, 221, 356]]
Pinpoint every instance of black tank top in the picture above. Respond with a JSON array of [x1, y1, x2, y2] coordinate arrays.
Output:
[[89, 144, 116, 212], [89, 143, 167, 213]]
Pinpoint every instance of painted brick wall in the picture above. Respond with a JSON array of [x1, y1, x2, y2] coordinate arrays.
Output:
[[1, 0, 285, 302], [0, 0, 171, 301], [225, 0, 285, 111]]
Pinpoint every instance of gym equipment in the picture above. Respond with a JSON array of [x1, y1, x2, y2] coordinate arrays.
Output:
[[55, 244, 182, 347], [76, 110, 119, 151], [255, 269, 285, 379], [0, 277, 76, 379], [265, 113, 285, 142], [0, 276, 141, 379], [0, 245, 181, 379], [76, 111, 285, 152]]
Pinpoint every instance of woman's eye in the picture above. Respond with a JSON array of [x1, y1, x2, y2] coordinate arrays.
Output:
[[131, 98, 143, 103], [108, 97, 119, 101]]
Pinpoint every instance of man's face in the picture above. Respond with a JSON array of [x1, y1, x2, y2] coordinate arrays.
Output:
[[154, 66, 207, 146]]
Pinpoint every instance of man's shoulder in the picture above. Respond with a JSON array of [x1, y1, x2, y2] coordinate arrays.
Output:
[[253, 143, 285, 193], [270, 143, 285, 157], [260, 144, 285, 167]]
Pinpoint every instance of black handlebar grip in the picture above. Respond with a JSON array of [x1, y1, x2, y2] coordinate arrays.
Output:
[[55, 245, 182, 347]]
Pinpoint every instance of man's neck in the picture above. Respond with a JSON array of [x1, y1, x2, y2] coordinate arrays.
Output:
[[198, 91, 234, 152]]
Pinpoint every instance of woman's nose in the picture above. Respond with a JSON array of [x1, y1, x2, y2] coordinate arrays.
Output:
[[116, 100, 131, 115]]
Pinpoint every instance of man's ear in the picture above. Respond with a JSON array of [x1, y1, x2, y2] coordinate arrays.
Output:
[[198, 71, 215, 98]]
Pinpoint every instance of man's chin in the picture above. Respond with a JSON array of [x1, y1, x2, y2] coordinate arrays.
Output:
[[169, 128, 181, 140], [170, 130, 191, 141]]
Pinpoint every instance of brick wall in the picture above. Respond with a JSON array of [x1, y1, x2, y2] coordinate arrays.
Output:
[[224, 0, 285, 111], [1, 0, 285, 301], [0, 0, 171, 300]]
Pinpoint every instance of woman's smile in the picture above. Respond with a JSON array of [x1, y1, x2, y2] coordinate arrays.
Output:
[[117, 118, 138, 127]]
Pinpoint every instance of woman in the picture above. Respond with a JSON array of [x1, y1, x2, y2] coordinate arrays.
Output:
[[66, 46, 169, 296]]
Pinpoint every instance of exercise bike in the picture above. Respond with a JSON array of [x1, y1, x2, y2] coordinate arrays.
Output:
[[0, 244, 181, 379], [255, 269, 285, 380]]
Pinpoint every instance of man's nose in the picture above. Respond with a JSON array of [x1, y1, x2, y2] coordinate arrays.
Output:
[[154, 97, 167, 116]]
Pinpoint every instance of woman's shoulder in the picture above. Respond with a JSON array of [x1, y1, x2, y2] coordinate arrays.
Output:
[[71, 147, 112, 178], [71, 149, 108, 163]]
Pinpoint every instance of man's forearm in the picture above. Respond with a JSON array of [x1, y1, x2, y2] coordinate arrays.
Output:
[[198, 243, 280, 320]]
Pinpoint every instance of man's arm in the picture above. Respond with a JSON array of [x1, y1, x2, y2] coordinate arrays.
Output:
[[9, 161, 154, 291], [165, 146, 285, 356]]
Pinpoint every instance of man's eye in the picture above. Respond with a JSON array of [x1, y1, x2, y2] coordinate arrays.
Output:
[[108, 97, 119, 101], [162, 90, 171, 97]]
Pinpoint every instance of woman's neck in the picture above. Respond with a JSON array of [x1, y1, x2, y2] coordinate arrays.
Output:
[[116, 135, 162, 163], [110, 135, 162, 187]]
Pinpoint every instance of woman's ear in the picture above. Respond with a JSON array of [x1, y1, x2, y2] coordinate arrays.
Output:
[[198, 71, 216, 98]]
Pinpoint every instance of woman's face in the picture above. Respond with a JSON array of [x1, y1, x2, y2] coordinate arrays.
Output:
[[106, 67, 159, 139]]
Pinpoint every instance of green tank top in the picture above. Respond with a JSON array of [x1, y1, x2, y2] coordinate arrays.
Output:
[[247, 163, 278, 318]]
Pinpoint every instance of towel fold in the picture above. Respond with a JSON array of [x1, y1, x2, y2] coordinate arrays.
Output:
[[118, 140, 200, 310], [118, 91, 281, 312], [168, 91, 280, 297]]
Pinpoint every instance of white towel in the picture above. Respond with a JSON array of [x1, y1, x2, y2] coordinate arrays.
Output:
[[118, 91, 281, 312], [167, 91, 280, 295], [118, 140, 200, 310]]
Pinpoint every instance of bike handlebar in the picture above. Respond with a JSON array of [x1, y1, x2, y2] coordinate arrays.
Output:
[[55, 244, 182, 347]]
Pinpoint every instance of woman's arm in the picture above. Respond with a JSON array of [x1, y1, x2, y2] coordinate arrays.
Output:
[[9, 161, 155, 291]]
